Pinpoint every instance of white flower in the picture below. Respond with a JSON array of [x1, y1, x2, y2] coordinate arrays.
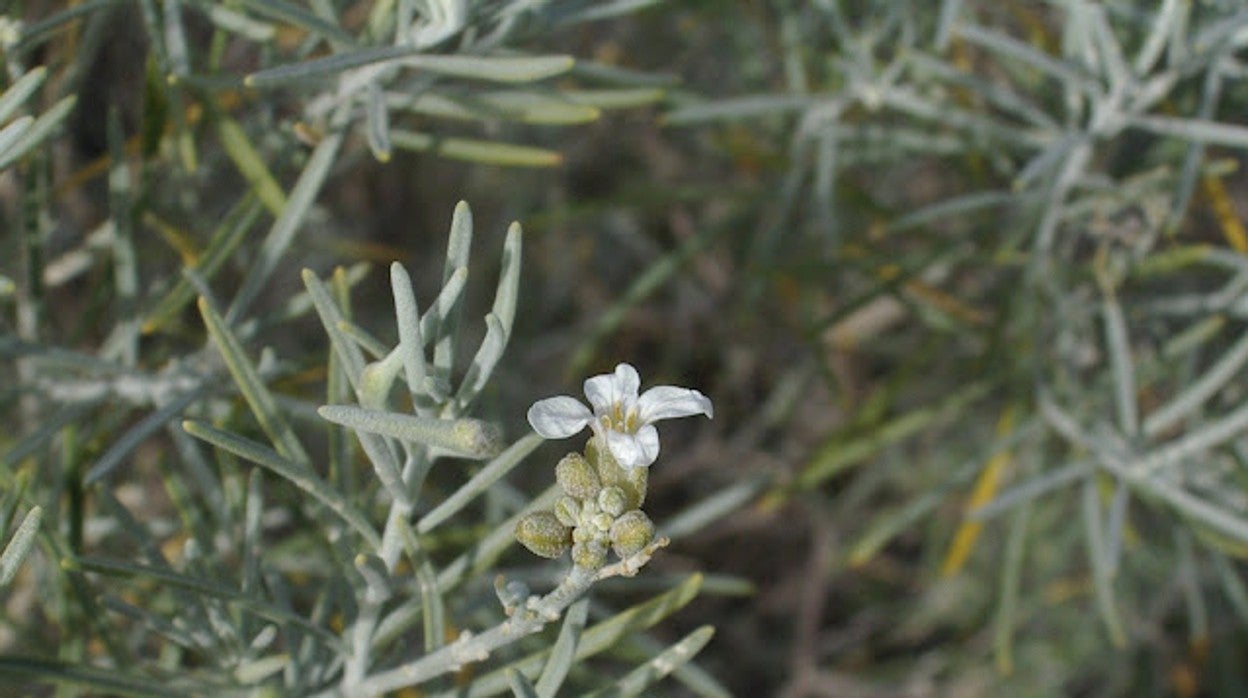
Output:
[[527, 363, 713, 470]]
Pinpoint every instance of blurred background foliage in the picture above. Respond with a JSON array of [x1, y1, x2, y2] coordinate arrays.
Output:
[[5, 0, 1248, 695]]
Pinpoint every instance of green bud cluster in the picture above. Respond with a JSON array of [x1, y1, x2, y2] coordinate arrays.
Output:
[[515, 439, 657, 571]]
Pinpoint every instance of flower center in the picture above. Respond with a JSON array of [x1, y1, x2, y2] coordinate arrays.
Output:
[[601, 402, 640, 433]]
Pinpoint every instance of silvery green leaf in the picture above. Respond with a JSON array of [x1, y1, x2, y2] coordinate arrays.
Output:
[[1132, 114, 1248, 151], [373, 488, 562, 651], [356, 553, 393, 603], [0, 96, 75, 171], [390, 263, 428, 408], [402, 54, 574, 83], [228, 129, 345, 324], [0, 655, 213, 696], [434, 201, 473, 375], [993, 503, 1031, 675], [317, 405, 504, 460], [234, 654, 288, 684], [85, 386, 207, 484], [1, 402, 98, 468], [1101, 292, 1138, 436], [1081, 479, 1127, 647], [236, 0, 354, 46], [182, 420, 382, 548], [544, 0, 661, 25], [0, 117, 34, 158], [1144, 328, 1248, 438], [416, 433, 542, 533], [197, 296, 310, 464], [506, 669, 539, 698], [492, 222, 522, 339], [163, 0, 190, 78], [534, 598, 588, 698], [245, 45, 413, 86], [663, 94, 813, 126], [422, 266, 468, 345], [454, 313, 506, 409], [72, 554, 344, 650], [0, 506, 41, 586], [302, 268, 367, 392], [366, 81, 392, 162], [563, 88, 665, 110], [390, 90, 600, 124], [390, 129, 562, 166], [200, 2, 275, 41], [659, 474, 771, 540], [218, 117, 287, 215], [242, 470, 264, 595], [584, 626, 714, 698], [0, 67, 46, 124], [143, 195, 263, 334], [392, 517, 447, 652]]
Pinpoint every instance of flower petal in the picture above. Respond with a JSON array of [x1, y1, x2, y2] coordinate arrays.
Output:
[[584, 363, 641, 414], [527, 396, 592, 439], [637, 386, 714, 423], [606, 425, 660, 470]]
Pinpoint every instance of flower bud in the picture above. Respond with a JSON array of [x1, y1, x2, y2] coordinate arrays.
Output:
[[553, 496, 580, 527], [591, 512, 614, 533], [571, 540, 608, 571], [588, 438, 646, 509], [610, 510, 655, 559], [597, 486, 628, 517], [556, 452, 601, 499], [571, 524, 593, 544], [515, 511, 571, 559]]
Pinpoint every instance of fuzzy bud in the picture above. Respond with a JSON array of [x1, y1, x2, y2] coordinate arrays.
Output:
[[571, 524, 593, 544], [609, 510, 655, 559], [571, 540, 608, 571], [556, 452, 601, 500], [597, 486, 628, 518], [587, 438, 646, 509], [591, 512, 614, 533], [515, 511, 571, 559], [553, 496, 580, 527]]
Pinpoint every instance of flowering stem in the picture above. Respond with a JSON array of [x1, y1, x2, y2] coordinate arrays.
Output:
[[345, 566, 595, 696], [339, 535, 666, 697]]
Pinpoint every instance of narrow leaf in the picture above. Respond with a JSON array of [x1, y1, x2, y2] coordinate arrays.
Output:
[[0, 506, 41, 586], [390, 263, 428, 409], [236, 0, 354, 46], [228, 129, 345, 323], [366, 81, 391, 162], [535, 598, 588, 698], [318, 405, 504, 460], [218, 117, 287, 215], [390, 130, 561, 167], [0, 67, 47, 124], [417, 433, 543, 533], [585, 626, 714, 698], [182, 419, 381, 548], [197, 296, 310, 464], [506, 669, 539, 698], [246, 45, 412, 86], [0, 96, 76, 171], [403, 54, 574, 83], [0, 655, 210, 696]]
